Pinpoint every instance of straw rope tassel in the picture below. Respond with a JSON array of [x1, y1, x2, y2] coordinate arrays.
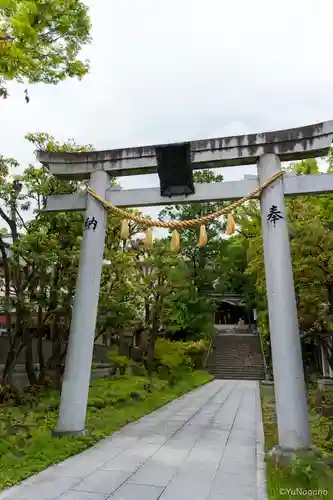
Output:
[[226, 213, 236, 235], [171, 229, 180, 251], [198, 225, 208, 247], [145, 228, 153, 249], [120, 219, 130, 240]]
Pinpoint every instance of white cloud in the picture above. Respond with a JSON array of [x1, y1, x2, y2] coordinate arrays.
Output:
[[0, 0, 332, 226]]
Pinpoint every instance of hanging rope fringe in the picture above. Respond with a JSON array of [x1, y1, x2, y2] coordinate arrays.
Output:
[[171, 229, 180, 251], [120, 219, 130, 240], [88, 171, 282, 250], [144, 228, 153, 249], [226, 213, 236, 235], [198, 225, 208, 247]]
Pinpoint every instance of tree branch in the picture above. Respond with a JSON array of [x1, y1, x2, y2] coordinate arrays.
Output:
[[15, 207, 28, 231], [0, 205, 13, 229]]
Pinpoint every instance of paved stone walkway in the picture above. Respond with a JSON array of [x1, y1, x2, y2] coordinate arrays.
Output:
[[0, 380, 267, 500]]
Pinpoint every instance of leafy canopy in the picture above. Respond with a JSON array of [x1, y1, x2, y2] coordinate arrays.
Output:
[[0, 0, 91, 98], [236, 152, 333, 370]]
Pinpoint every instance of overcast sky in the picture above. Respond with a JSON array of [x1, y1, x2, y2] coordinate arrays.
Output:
[[0, 0, 333, 220]]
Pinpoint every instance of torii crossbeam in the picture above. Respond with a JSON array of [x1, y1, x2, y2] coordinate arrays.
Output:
[[40, 120, 333, 455]]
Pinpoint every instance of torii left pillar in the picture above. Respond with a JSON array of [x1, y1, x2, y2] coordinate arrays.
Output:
[[53, 169, 109, 435]]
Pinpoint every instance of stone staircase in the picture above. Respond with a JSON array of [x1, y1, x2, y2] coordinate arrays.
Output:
[[209, 328, 266, 380]]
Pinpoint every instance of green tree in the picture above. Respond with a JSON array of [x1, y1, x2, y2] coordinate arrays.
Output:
[[237, 154, 333, 374], [159, 170, 253, 338], [0, 132, 92, 385], [287, 158, 333, 373], [0, 132, 157, 388], [127, 240, 197, 377], [97, 237, 145, 351], [159, 171, 226, 290], [161, 268, 214, 341], [158, 171, 226, 334], [0, 0, 91, 99]]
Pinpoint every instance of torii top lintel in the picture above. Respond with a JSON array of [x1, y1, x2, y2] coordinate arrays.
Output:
[[37, 120, 333, 180]]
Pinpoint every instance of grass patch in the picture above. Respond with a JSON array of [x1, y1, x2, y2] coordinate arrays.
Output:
[[261, 385, 333, 499], [0, 370, 212, 491]]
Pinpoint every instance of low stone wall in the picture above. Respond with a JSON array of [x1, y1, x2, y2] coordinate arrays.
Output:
[[0, 337, 110, 365], [3, 366, 112, 389]]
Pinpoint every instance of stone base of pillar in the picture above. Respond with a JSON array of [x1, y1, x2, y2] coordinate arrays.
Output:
[[267, 445, 314, 465], [317, 378, 333, 391], [52, 428, 87, 437], [268, 445, 333, 469]]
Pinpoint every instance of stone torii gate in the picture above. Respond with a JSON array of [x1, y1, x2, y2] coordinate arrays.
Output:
[[39, 120, 333, 454]]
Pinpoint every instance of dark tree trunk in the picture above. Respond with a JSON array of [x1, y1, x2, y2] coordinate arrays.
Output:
[[145, 302, 150, 326], [49, 317, 63, 389], [36, 306, 45, 385], [0, 237, 15, 384], [147, 329, 157, 380], [24, 335, 37, 385], [147, 289, 163, 380], [0, 237, 12, 338], [2, 336, 24, 384], [320, 335, 333, 373], [119, 331, 129, 357]]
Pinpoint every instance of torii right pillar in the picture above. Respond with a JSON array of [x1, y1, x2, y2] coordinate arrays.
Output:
[[258, 153, 311, 452]]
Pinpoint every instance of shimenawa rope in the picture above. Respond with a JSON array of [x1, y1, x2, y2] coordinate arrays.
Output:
[[87, 171, 283, 250]]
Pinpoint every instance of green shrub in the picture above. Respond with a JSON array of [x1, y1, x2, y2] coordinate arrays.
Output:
[[183, 339, 208, 369], [130, 362, 147, 377], [88, 375, 151, 409], [154, 339, 208, 374], [290, 453, 327, 484], [108, 350, 131, 375], [0, 384, 24, 405], [155, 339, 193, 385]]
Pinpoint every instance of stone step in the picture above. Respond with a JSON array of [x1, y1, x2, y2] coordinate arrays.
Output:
[[216, 376, 265, 378], [214, 345, 259, 348], [213, 367, 265, 371], [215, 368, 264, 373], [212, 367, 265, 372], [213, 368, 263, 371], [213, 340, 260, 346], [212, 358, 262, 362], [212, 374, 265, 379], [211, 361, 263, 366], [211, 355, 263, 360], [211, 352, 261, 361], [212, 370, 264, 374], [212, 369, 264, 374], [212, 354, 263, 358], [211, 372, 264, 375]]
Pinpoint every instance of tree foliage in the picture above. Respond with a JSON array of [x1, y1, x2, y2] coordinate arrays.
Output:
[[0, 0, 91, 99], [1, 136, 225, 389], [160, 171, 226, 290], [236, 153, 333, 373], [158, 170, 251, 338], [0, 132, 93, 385]]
